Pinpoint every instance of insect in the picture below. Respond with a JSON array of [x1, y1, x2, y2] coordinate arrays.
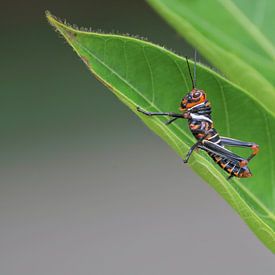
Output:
[[137, 52, 259, 180]]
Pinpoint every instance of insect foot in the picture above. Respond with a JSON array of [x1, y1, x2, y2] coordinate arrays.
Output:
[[137, 107, 150, 116], [252, 144, 260, 155]]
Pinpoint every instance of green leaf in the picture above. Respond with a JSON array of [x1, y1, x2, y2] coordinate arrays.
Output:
[[46, 12, 275, 252], [147, 0, 275, 118]]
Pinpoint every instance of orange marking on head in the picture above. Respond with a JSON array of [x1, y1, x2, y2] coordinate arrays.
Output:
[[180, 89, 207, 111], [186, 97, 206, 109]]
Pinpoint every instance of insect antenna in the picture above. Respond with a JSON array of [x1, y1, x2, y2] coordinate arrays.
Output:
[[186, 56, 194, 89], [193, 49, 197, 88]]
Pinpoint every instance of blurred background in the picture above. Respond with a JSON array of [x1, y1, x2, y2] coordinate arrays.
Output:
[[1, 0, 275, 274]]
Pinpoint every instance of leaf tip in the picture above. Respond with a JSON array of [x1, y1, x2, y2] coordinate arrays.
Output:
[[45, 10, 58, 26], [45, 11, 78, 43]]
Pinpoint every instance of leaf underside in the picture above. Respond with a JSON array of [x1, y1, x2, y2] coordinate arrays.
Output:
[[47, 12, 275, 253]]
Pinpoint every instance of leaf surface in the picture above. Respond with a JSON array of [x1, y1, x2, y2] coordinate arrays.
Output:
[[148, 0, 275, 118], [47, 12, 275, 252]]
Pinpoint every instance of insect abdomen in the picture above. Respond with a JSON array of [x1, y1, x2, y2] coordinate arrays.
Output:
[[208, 153, 252, 178]]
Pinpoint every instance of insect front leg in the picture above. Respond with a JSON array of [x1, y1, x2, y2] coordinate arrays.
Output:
[[137, 107, 183, 117], [220, 137, 259, 165], [137, 107, 184, 125], [165, 117, 179, 125]]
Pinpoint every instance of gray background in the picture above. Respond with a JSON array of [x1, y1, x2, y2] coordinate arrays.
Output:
[[1, 0, 275, 274]]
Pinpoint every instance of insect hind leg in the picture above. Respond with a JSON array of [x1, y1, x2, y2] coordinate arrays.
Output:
[[199, 144, 252, 178], [201, 140, 245, 163], [220, 137, 259, 165]]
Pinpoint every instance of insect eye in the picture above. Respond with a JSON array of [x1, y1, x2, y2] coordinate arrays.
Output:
[[193, 91, 201, 98]]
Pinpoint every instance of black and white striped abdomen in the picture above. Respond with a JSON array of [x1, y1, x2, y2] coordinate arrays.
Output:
[[208, 152, 251, 178]]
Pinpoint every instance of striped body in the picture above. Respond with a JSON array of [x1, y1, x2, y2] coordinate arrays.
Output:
[[138, 88, 257, 179], [207, 150, 251, 178], [187, 101, 252, 178]]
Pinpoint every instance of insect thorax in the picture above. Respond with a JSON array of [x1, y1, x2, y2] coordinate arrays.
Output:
[[188, 100, 212, 117]]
